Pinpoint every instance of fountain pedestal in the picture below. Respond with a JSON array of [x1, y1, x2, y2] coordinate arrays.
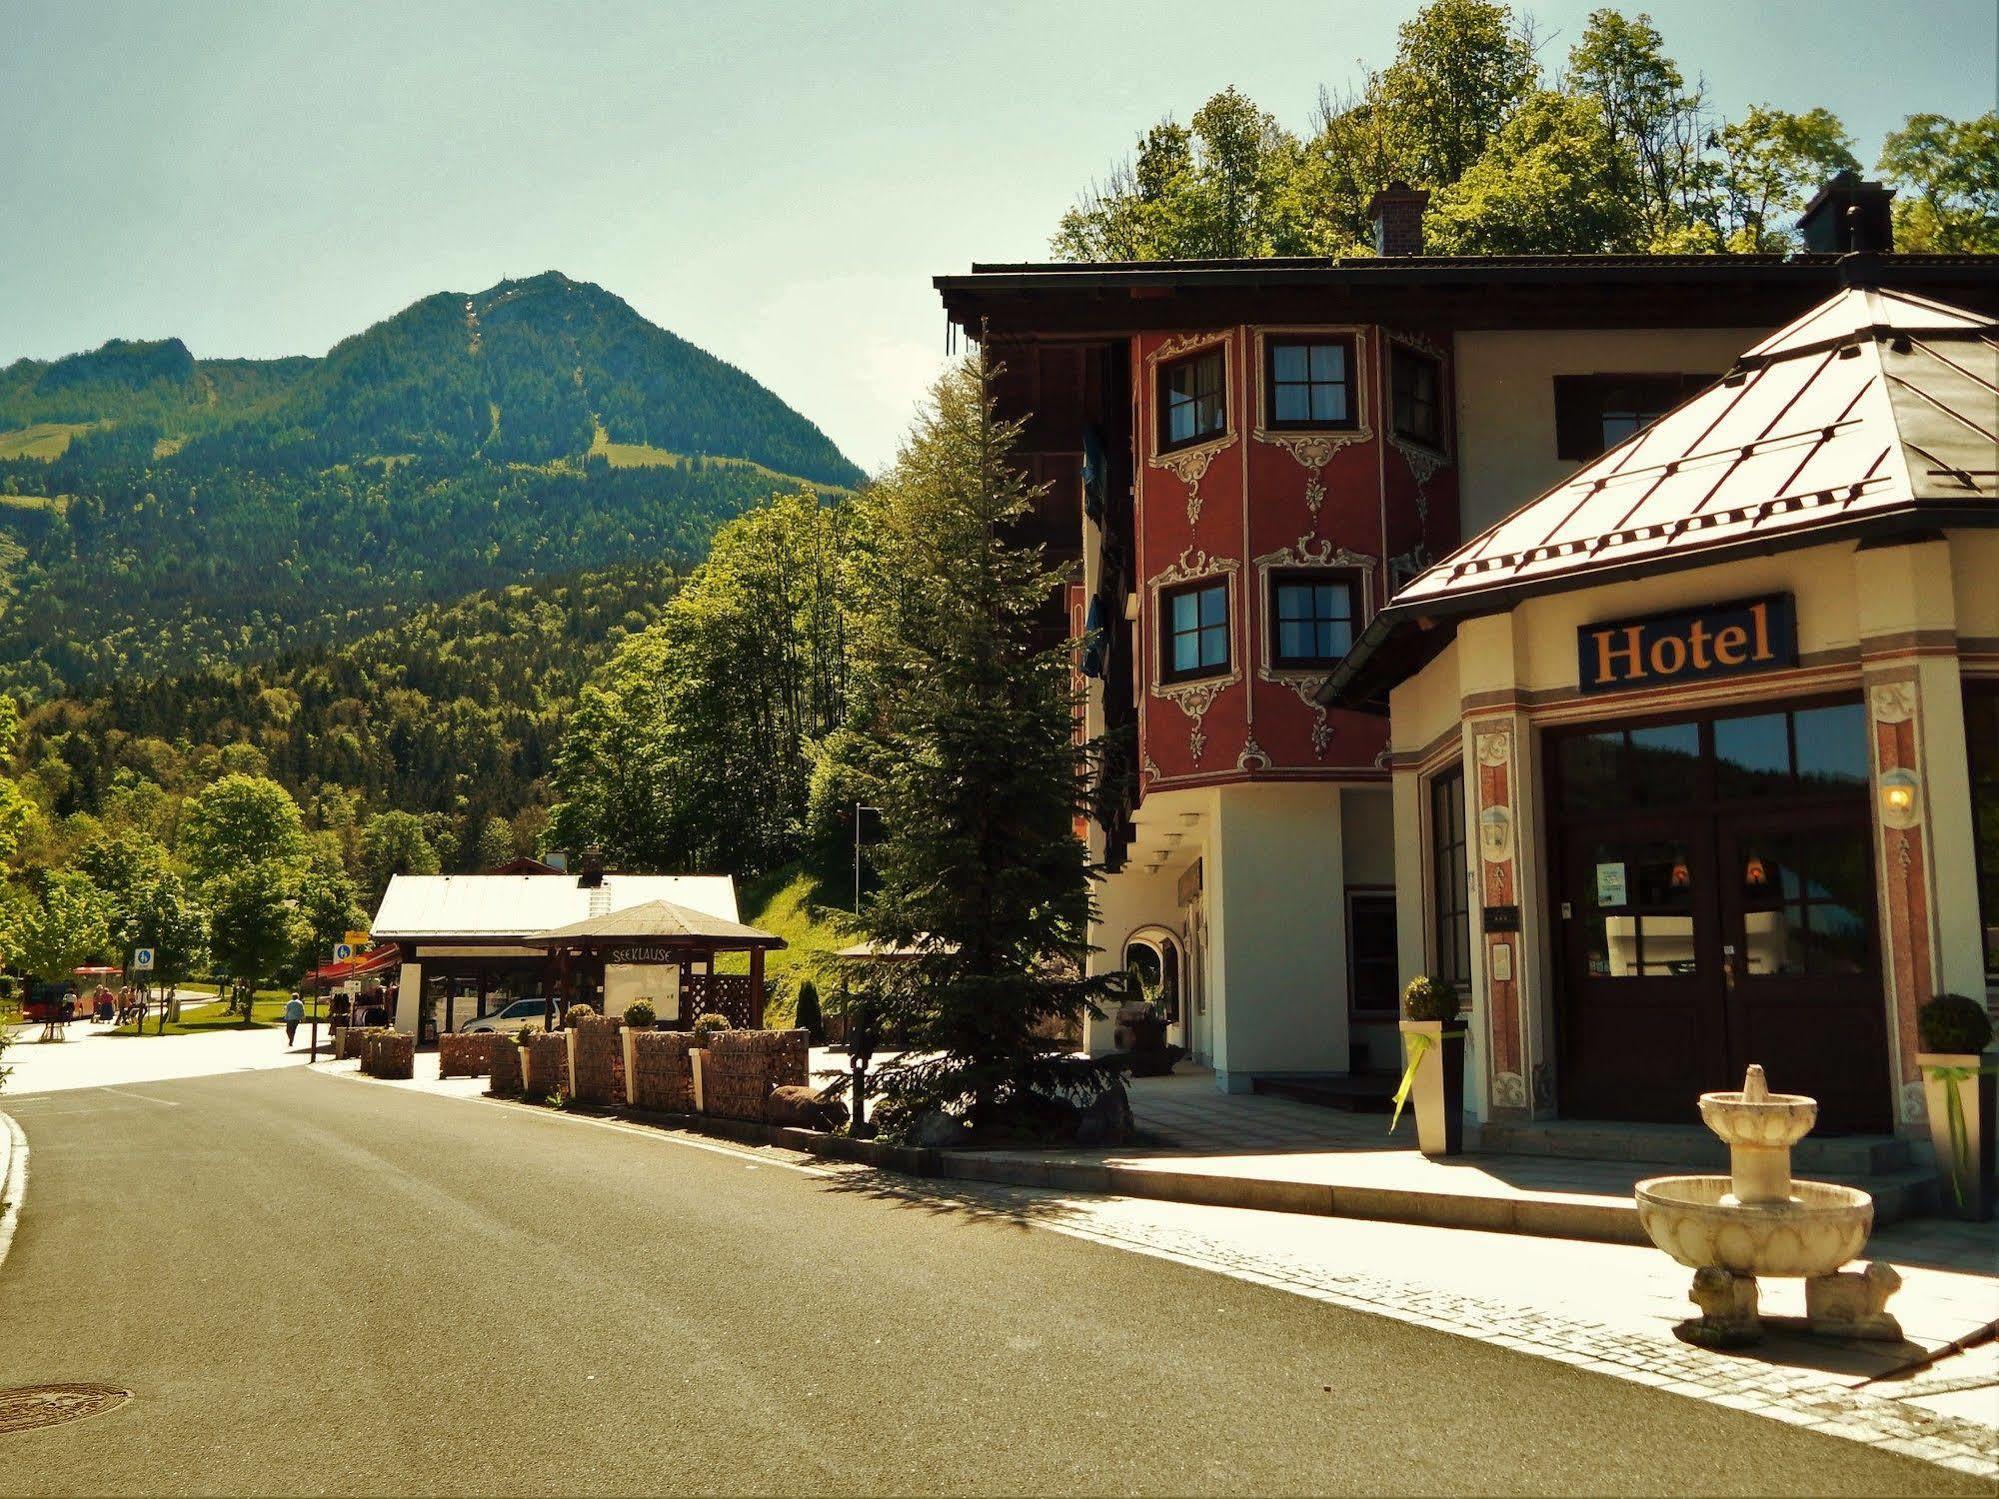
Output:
[[1635, 1066, 1902, 1347]]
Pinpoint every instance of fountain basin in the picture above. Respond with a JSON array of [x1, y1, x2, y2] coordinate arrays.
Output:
[[1634, 1174, 1873, 1277], [1697, 1088, 1817, 1150]]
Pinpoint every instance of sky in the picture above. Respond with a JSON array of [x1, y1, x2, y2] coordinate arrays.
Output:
[[2, 1, 1993, 473]]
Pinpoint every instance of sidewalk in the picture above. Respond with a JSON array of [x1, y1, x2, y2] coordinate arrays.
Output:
[[0, 1015, 311, 1095]]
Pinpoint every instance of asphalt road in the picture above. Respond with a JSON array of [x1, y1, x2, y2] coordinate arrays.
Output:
[[0, 1070, 1981, 1496]]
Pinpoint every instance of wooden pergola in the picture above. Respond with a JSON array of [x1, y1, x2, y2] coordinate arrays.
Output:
[[528, 899, 786, 1028]]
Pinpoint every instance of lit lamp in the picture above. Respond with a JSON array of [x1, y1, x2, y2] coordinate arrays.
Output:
[[1878, 767, 1922, 829]]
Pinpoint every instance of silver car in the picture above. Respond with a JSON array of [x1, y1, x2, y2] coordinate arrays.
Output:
[[458, 997, 552, 1034]]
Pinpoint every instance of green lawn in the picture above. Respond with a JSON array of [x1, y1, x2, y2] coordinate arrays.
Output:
[[113, 987, 302, 1037], [0, 421, 95, 460], [718, 861, 857, 1024], [586, 421, 847, 494]]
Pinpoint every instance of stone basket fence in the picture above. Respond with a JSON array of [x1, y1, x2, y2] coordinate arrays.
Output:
[[439, 1031, 501, 1079], [526, 1031, 571, 1098], [622, 1027, 809, 1122], [359, 1030, 414, 1080], [489, 1039, 525, 1098]]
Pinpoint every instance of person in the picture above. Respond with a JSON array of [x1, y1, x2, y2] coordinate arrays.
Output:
[[283, 991, 305, 1046]]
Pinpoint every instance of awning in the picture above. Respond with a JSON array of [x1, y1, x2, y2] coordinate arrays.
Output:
[[307, 945, 402, 984]]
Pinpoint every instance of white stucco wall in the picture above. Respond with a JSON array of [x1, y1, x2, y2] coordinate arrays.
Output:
[[1452, 327, 1763, 536]]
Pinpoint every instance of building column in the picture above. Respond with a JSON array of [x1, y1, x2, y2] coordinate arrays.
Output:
[[393, 961, 422, 1034], [1856, 539, 1981, 1135]]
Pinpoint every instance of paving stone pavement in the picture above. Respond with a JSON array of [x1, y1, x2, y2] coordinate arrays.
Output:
[[810, 1163, 1999, 1481]]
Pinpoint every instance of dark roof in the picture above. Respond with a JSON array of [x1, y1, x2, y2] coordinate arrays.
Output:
[[1320, 284, 1999, 711], [525, 899, 784, 950], [937, 252, 1999, 337]]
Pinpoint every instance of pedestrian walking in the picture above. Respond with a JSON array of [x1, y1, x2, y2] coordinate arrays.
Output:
[[284, 991, 305, 1046]]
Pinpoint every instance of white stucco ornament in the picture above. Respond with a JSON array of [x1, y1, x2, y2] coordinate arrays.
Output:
[[1870, 681, 1916, 725], [1474, 729, 1511, 768]]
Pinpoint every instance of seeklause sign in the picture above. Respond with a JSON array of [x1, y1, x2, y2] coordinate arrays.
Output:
[[1578, 594, 1795, 695]]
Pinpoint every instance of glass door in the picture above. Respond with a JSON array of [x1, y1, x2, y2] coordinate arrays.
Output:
[[1718, 808, 1889, 1131]]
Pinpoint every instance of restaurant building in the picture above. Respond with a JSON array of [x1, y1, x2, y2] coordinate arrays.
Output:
[[1324, 280, 1998, 1137], [935, 177, 1997, 1099]]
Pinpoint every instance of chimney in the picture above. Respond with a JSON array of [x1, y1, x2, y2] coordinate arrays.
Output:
[[1367, 182, 1430, 257], [577, 846, 605, 889], [1797, 171, 1896, 254]]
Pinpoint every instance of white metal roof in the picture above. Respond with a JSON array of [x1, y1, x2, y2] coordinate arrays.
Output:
[[1392, 283, 1998, 613], [370, 874, 739, 941]]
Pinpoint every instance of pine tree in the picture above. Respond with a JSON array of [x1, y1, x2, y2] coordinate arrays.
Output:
[[849, 354, 1115, 1140]]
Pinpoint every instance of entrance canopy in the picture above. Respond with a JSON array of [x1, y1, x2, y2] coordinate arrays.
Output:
[[1324, 281, 1999, 709]]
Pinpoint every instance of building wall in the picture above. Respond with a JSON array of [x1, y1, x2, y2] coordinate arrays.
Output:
[[1452, 328, 1763, 536], [1388, 532, 1992, 1133]]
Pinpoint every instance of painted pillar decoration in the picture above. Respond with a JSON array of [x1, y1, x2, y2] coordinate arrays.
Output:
[[1869, 678, 1936, 1128], [1473, 724, 1527, 1112]]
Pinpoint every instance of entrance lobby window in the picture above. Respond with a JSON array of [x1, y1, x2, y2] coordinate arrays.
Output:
[[1965, 683, 1999, 978], [1735, 826, 1871, 975], [1714, 703, 1869, 798], [1430, 767, 1470, 986]]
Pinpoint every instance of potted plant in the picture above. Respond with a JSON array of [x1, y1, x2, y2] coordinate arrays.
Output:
[[1916, 993, 1995, 1220], [1113, 970, 1182, 1078], [1394, 974, 1466, 1157], [690, 1011, 729, 1113], [620, 999, 657, 1107]]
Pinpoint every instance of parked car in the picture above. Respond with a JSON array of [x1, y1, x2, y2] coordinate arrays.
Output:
[[458, 997, 551, 1034]]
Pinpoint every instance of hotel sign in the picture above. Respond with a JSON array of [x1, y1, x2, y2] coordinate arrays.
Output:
[[1578, 595, 1796, 695]]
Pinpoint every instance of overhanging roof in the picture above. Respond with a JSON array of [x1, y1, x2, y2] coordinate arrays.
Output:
[[526, 899, 783, 950], [1322, 281, 1999, 710], [370, 874, 740, 942]]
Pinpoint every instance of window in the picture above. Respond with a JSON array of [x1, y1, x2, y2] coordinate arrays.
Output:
[[1430, 767, 1471, 987], [1270, 572, 1356, 667], [1158, 346, 1227, 452], [1553, 373, 1717, 461], [1966, 684, 1999, 978], [1348, 892, 1399, 1014], [1391, 345, 1444, 449], [1162, 579, 1230, 682], [1264, 336, 1356, 430]]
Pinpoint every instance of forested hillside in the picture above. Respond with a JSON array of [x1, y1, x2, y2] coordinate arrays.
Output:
[[11, 560, 680, 884], [0, 272, 861, 694]]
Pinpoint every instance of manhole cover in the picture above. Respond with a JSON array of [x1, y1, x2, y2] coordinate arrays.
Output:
[[0, 1384, 133, 1434]]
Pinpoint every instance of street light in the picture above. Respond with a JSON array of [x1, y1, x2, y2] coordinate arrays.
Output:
[[853, 802, 881, 914]]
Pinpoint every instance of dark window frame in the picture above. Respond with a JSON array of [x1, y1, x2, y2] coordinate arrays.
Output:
[[1156, 345, 1228, 455], [1347, 887, 1401, 1017], [1391, 344, 1446, 450], [1159, 577, 1232, 685], [1965, 680, 1999, 980], [1552, 372, 1718, 462], [1268, 568, 1360, 669], [1262, 334, 1360, 433], [1430, 765, 1471, 989]]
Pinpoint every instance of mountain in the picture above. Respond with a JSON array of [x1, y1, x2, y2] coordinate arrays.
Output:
[[0, 273, 860, 693]]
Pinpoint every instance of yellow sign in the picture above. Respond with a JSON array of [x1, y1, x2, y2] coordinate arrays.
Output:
[[344, 931, 372, 951]]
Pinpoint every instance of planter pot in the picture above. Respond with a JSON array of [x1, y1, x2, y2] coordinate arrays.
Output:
[[1918, 1051, 1996, 1221], [1399, 1019, 1466, 1157], [622, 1029, 639, 1108], [691, 1048, 708, 1113]]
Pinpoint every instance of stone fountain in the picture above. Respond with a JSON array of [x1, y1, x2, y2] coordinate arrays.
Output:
[[1635, 1065, 1902, 1347]]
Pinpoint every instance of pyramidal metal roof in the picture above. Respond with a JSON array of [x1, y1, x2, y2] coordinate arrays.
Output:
[[1398, 283, 1997, 613], [1323, 278, 1998, 707]]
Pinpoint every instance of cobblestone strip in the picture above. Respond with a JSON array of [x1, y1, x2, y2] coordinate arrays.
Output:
[[833, 1167, 1999, 1479]]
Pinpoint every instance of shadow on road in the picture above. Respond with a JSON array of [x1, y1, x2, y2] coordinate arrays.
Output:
[[813, 1160, 1083, 1234]]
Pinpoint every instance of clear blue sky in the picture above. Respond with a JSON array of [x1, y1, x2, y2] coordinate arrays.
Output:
[[3, 0, 1992, 472]]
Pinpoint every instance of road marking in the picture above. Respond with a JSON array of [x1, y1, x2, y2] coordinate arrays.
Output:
[[99, 1088, 182, 1108], [0, 1112, 28, 1275]]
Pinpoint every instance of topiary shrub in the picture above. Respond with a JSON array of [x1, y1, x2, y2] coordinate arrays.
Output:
[[623, 998, 657, 1031], [1402, 974, 1462, 1023], [795, 980, 823, 1044], [1919, 993, 1994, 1054], [565, 1003, 597, 1028], [516, 1023, 537, 1048], [693, 1012, 730, 1047]]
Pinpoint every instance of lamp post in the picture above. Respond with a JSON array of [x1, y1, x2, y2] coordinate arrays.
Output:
[[853, 802, 880, 915]]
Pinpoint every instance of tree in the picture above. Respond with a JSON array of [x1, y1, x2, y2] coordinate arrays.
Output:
[[359, 810, 439, 903], [129, 873, 208, 1032], [848, 356, 1113, 1139], [1564, 8, 1710, 246], [1711, 105, 1860, 251], [206, 863, 303, 1017], [1878, 112, 1999, 251], [72, 825, 171, 962], [180, 773, 306, 883], [0, 697, 34, 867], [1427, 91, 1644, 253], [1375, 0, 1540, 185], [470, 815, 514, 872], [292, 862, 364, 984], [12, 872, 112, 985]]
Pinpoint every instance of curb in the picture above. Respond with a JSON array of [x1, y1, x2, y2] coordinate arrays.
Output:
[[0, 1109, 27, 1275], [619, 1107, 1652, 1247]]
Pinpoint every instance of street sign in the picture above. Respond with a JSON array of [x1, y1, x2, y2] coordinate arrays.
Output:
[[332, 943, 354, 962], [343, 930, 370, 950], [132, 948, 155, 972]]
